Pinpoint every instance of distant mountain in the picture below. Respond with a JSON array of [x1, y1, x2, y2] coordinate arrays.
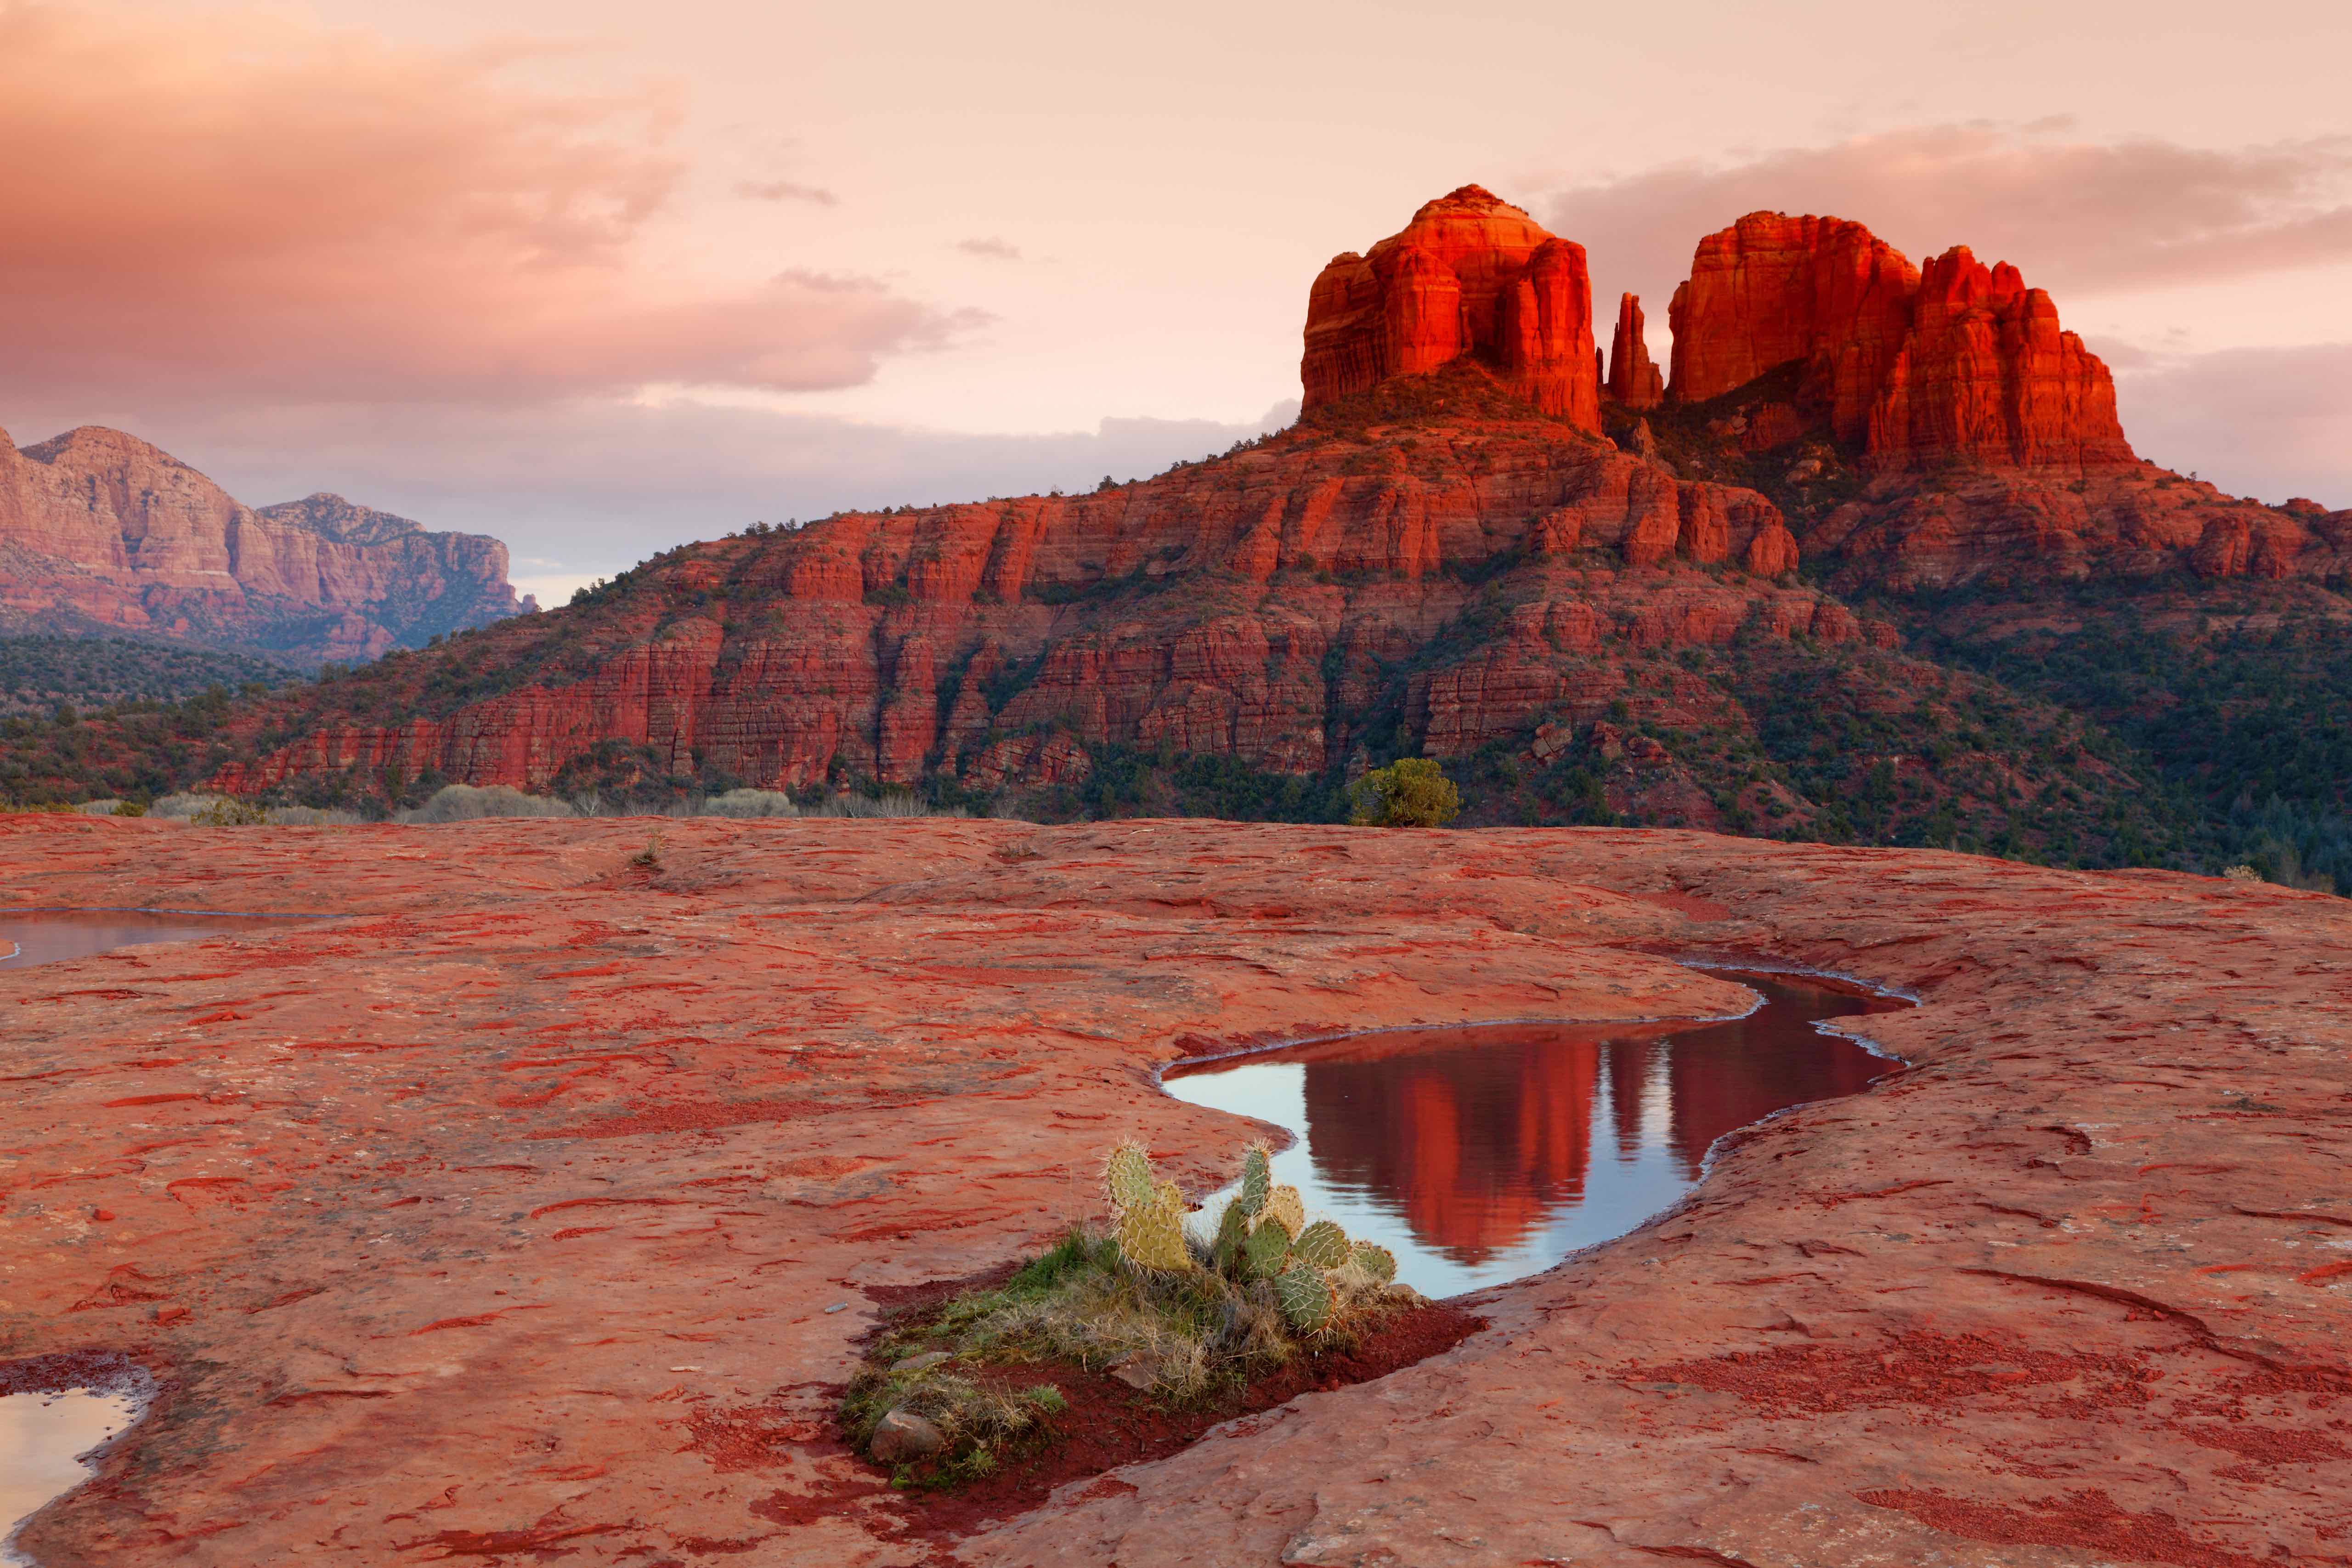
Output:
[[0, 424, 527, 665]]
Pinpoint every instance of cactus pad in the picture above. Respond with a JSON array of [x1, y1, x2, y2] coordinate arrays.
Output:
[[1103, 1141, 1156, 1217], [1238, 1145, 1272, 1217], [1242, 1215, 1292, 1279], [1292, 1219, 1351, 1269], [1261, 1183, 1306, 1241], [1116, 1189, 1192, 1272], [1211, 1199, 1251, 1268], [1274, 1259, 1335, 1332], [1349, 1242, 1398, 1285]]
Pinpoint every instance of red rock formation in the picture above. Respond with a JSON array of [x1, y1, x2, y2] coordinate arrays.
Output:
[[0, 425, 522, 663], [1302, 187, 1600, 429], [1605, 294, 1664, 410], [1867, 247, 2135, 470], [210, 399, 1840, 798], [1808, 461, 2349, 591], [1665, 213, 2132, 473], [1667, 213, 1918, 443]]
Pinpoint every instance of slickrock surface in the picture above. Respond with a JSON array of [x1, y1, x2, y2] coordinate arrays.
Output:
[[1302, 187, 1601, 429], [4, 814, 2347, 1566], [0, 425, 522, 663]]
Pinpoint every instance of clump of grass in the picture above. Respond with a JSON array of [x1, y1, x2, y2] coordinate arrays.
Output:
[[842, 1149, 1419, 1486]]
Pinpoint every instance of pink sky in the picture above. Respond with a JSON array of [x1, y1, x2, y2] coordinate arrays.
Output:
[[4, 0, 2348, 602]]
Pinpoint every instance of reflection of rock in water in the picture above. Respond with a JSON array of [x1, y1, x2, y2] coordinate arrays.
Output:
[[1291, 981, 1894, 1263], [1661, 992, 1889, 1179], [1301, 1042, 1600, 1262]]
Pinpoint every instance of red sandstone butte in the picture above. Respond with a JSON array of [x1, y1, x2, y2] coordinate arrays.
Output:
[[0, 425, 522, 662], [4, 813, 2348, 1567], [1302, 186, 1601, 429], [1605, 292, 1665, 410], [1666, 211, 2132, 472]]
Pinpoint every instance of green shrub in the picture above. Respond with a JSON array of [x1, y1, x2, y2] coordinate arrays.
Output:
[[1350, 757, 1461, 827]]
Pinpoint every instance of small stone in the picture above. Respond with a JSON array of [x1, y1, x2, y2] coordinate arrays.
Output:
[[1106, 1351, 1159, 1391], [889, 1350, 952, 1375], [868, 1408, 944, 1464], [822, 1302, 848, 1314]]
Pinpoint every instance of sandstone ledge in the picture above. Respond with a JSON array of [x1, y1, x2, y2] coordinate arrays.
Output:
[[2, 815, 2346, 1566]]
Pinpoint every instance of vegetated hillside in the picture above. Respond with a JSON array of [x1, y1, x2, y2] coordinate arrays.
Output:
[[0, 635, 293, 716], [5, 186, 2346, 893]]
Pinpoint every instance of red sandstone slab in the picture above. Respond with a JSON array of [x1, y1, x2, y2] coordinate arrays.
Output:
[[2, 815, 2346, 1566]]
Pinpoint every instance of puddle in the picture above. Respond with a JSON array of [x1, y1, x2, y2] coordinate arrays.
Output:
[[0, 910, 297, 968], [0, 1365, 148, 1567], [1161, 971, 1906, 1296]]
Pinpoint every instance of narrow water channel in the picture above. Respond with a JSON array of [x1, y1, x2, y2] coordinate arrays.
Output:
[[1160, 971, 1906, 1296], [0, 910, 294, 968]]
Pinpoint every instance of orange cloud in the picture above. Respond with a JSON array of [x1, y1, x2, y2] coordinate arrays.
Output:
[[0, 2, 968, 405]]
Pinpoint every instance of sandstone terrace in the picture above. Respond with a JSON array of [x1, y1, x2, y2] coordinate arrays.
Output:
[[2, 810, 2348, 1565]]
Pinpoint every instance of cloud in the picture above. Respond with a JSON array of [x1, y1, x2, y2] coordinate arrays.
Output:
[[0, 2, 964, 407], [1539, 124, 2352, 311], [2111, 342, 2352, 510], [956, 237, 1024, 260], [735, 180, 840, 206]]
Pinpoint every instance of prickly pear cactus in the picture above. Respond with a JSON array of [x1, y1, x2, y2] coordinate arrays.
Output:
[[1292, 1218, 1351, 1269], [1349, 1241, 1398, 1285], [1211, 1199, 1251, 1268], [1261, 1183, 1306, 1241], [1117, 1187, 1192, 1272], [1274, 1258, 1335, 1332], [1103, 1141, 1155, 1217], [1238, 1145, 1272, 1217], [1243, 1214, 1292, 1280]]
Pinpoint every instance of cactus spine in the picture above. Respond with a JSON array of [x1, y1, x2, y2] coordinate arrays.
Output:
[[1291, 1218, 1351, 1269], [1103, 1141, 1155, 1216], [1118, 1185, 1192, 1272], [1349, 1241, 1398, 1285], [1238, 1144, 1272, 1217], [1242, 1215, 1293, 1280], [1260, 1184, 1306, 1241], [1274, 1258, 1335, 1331]]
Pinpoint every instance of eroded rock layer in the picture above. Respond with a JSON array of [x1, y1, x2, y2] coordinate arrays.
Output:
[[1664, 211, 2132, 472], [0, 425, 524, 663], [211, 396, 1823, 797], [3, 815, 2345, 1567], [1301, 187, 1601, 429]]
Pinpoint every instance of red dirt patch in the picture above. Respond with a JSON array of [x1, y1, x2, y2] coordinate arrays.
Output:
[[1855, 1486, 2270, 1568], [1627, 1329, 2158, 1418]]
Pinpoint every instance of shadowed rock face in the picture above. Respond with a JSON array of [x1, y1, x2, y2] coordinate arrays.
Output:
[[1302, 186, 1601, 429], [3, 815, 2346, 1567], [0, 425, 522, 664]]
